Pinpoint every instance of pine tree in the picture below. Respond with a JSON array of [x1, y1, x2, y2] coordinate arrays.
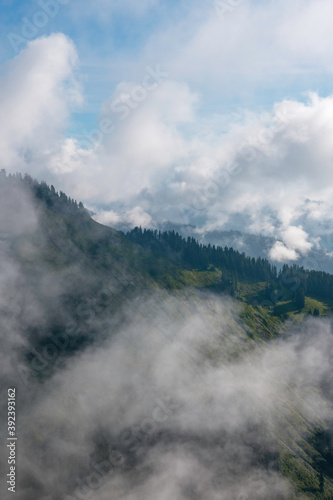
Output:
[[295, 287, 305, 309]]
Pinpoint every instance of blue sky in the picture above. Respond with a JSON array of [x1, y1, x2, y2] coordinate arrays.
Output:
[[2, 0, 332, 136], [2, 0, 333, 264], [1, 0, 192, 133]]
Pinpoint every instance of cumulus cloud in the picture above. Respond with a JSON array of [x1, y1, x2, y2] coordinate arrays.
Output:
[[0, 33, 82, 175], [80, 92, 333, 261], [93, 206, 153, 229], [3, 3, 333, 259], [269, 241, 299, 263], [53, 78, 198, 203], [281, 226, 313, 254], [3, 34, 333, 262]]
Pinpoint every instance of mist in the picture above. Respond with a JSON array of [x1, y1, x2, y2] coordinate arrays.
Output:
[[0, 178, 332, 500], [3, 1, 333, 498], [3, 283, 333, 498]]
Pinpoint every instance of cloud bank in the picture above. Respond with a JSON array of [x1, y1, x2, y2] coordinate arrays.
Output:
[[2, 3, 333, 262]]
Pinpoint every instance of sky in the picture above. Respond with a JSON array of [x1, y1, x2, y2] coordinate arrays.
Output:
[[2, 0, 333, 263]]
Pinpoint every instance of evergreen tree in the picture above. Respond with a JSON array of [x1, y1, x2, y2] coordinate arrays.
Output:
[[295, 287, 305, 309]]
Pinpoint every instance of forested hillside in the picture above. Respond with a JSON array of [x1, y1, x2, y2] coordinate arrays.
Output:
[[1, 171, 333, 499], [127, 226, 333, 308]]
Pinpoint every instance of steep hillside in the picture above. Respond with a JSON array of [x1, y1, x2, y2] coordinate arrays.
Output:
[[1, 172, 333, 499]]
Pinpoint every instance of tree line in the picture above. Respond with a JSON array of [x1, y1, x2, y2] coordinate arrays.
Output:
[[127, 227, 333, 302], [0, 170, 85, 215], [2, 171, 332, 304]]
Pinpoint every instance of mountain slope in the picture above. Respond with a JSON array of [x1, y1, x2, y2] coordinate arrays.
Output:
[[1, 172, 333, 499]]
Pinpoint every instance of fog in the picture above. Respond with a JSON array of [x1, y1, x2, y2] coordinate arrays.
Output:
[[3, 294, 333, 499], [1, 184, 333, 500]]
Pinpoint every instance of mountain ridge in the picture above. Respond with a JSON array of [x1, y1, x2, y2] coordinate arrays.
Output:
[[1, 171, 333, 499]]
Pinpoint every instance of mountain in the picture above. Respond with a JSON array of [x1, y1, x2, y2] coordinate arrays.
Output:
[[131, 221, 333, 275], [1, 171, 333, 500], [106, 215, 333, 273]]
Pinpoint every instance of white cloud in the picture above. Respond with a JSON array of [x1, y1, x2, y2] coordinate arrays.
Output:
[[277, 0, 333, 61], [4, 35, 333, 260], [269, 242, 299, 263], [67, 90, 333, 259], [58, 79, 198, 203], [93, 207, 153, 228], [163, 0, 333, 93], [3, 7, 333, 260], [0, 33, 81, 175], [281, 226, 312, 254], [49, 138, 88, 175]]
